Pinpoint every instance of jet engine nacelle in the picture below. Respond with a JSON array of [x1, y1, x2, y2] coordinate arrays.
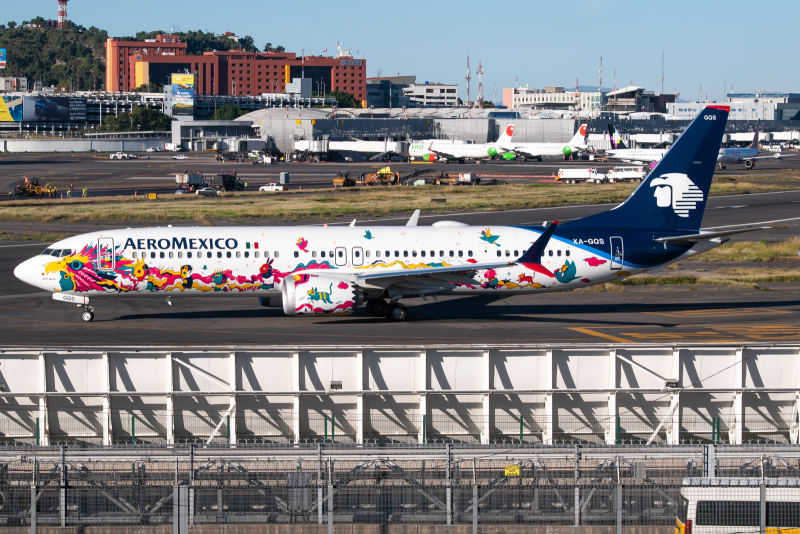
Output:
[[280, 275, 360, 316]]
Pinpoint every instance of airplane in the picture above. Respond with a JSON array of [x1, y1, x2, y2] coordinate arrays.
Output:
[[14, 105, 760, 323], [605, 124, 668, 164], [408, 125, 515, 162], [501, 124, 590, 161], [717, 127, 797, 169]]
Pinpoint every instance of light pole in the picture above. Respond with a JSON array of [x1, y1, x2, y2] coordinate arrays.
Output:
[[370, 105, 374, 118]]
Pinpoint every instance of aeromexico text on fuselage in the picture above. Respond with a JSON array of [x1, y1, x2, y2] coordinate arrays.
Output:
[[123, 237, 239, 251]]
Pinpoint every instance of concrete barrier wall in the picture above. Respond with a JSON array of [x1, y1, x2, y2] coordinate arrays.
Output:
[[3, 139, 168, 153], [0, 526, 674, 534]]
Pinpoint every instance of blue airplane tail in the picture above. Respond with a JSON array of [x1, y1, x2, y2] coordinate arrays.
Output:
[[572, 105, 729, 232]]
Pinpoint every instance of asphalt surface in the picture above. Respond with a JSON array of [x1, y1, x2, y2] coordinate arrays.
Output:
[[2, 151, 799, 200], [1, 190, 799, 347]]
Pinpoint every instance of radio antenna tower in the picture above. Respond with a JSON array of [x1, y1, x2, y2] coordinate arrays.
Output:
[[575, 77, 580, 110], [661, 52, 665, 94], [465, 57, 471, 108], [476, 61, 484, 107], [57, 0, 69, 27], [515, 75, 518, 89], [613, 68, 616, 91], [493, 79, 497, 108], [599, 56, 603, 90]]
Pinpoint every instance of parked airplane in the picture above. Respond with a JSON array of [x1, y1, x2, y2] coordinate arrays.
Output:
[[717, 127, 796, 169], [605, 124, 668, 164], [408, 125, 515, 162], [14, 106, 756, 323], [502, 124, 589, 161]]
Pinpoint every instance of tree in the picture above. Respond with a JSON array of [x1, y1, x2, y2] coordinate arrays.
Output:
[[133, 83, 162, 93], [99, 105, 172, 132], [264, 43, 286, 53], [328, 90, 358, 108], [210, 105, 247, 121], [7, 22, 17, 29], [457, 97, 463, 105]]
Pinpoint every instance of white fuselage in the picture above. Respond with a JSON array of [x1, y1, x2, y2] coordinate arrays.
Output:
[[508, 143, 578, 158], [408, 142, 507, 160], [717, 147, 759, 163], [605, 148, 668, 163], [16, 225, 642, 299]]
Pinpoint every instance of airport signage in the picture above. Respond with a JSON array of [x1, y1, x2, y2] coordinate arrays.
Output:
[[22, 96, 87, 122], [341, 60, 363, 66], [171, 74, 195, 117], [0, 48, 6, 69]]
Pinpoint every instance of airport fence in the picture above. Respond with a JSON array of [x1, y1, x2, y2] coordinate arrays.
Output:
[[1, 444, 800, 531], [0, 410, 792, 446]]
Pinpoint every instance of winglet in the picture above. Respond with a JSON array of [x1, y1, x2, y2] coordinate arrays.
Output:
[[406, 209, 420, 227], [349, 219, 357, 227], [517, 222, 559, 277]]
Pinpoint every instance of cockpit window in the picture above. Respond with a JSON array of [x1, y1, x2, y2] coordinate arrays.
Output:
[[42, 249, 54, 256], [49, 249, 62, 257], [60, 249, 72, 257]]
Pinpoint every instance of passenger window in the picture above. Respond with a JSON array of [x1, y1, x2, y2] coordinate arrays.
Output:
[[294, 251, 299, 258], [321, 251, 326, 258], [505, 250, 510, 257], [187, 252, 193, 259], [566, 250, 571, 257], [449, 251, 454, 257], [557, 250, 562, 257], [253, 251, 258, 258], [178, 252, 183, 259], [244, 251, 249, 258], [458, 250, 463, 257], [440, 250, 444, 257], [169, 252, 174, 259], [403, 251, 408, 257], [394, 251, 399, 257], [355, 250, 361, 258], [386, 251, 391, 257], [468, 251, 473, 257], [132, 252, 138, 259], [338, 250, 344, 258], [227, 251, 231, 258], [548, 250, 553, 257], [497, 251, 502, 257], [312, 251, 317, 257], [236, 251, 241, 258], [412, 250, 417, 257], [376, 251, 381, 258], [421, 251, 426, 257], [160, 252, 165, 259], [430, 251, 435, 257], [366, 251, 371, 258], [514, 250, 519, 256], [275, 251, 279, 258]]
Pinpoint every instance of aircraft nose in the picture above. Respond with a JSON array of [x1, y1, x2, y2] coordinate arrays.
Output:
[[14, 257, 44, 289]]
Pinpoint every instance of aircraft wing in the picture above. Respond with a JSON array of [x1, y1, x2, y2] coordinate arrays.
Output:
[[751, 153, 798, 161], [427, 146, 459, 159], [295, 223, 559, 293], [654, 227, 770, 245]]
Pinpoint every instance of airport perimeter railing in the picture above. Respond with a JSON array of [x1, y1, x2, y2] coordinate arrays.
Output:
[[0, 411, 791, 447], [2, 444, 800, 532]]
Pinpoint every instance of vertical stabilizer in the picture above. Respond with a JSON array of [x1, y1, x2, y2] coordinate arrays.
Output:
[[568, 106, 730, 232], [749, 126, 759, 149], [497, 124, 515, 146], [569, 124, 588, 148], [607, 124, 628, 149]]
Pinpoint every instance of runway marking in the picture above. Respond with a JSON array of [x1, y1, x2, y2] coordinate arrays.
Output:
[[643, 307, 791, 318], [0, 293, 50, 300], [708, 216, 800, 229], [622, 332, 736, 339], [0, 243, 47, 248], [708, 205, 747, 210], [567, 327, 635, 344]]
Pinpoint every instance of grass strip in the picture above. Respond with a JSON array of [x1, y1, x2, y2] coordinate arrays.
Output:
[[693, 237, 800, 262], [0, 182, 796, 224]]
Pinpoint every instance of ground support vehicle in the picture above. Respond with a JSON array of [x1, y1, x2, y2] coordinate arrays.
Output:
[[606, 166, 646, 183], [207, 173, 244, 192], [13, 177, 58, 197], [557, 168, 606, 184]]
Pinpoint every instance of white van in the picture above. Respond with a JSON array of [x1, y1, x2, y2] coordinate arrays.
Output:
[[676, 478, 800, 534]]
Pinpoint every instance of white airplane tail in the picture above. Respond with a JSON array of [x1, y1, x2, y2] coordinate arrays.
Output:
[[497, 124, 515, 146], [568, 124, 588, 148]]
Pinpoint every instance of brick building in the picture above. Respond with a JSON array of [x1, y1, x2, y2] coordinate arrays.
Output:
[[108, 35, 366, 103], [105, 35, 186, 92]]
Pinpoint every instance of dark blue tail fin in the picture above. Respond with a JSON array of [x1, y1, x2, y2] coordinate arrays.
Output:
[[571, 106, 729, 232], [608, 124, 627, 149]]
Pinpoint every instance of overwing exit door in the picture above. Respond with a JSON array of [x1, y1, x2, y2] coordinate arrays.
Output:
[[610, 237, 623, 269]]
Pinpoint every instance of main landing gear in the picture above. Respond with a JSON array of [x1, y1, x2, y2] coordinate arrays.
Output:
[[366, 299, 408, 322]]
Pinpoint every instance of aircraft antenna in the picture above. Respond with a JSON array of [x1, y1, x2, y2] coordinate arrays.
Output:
[[465, 56, 471, 108]]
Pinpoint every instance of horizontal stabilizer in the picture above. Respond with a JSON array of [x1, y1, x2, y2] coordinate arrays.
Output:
[[517, 221, 558, 275], [654, 227, 769, 245]]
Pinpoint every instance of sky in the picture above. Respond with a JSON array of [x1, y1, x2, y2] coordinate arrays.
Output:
[[5, 0, 798, 103]]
